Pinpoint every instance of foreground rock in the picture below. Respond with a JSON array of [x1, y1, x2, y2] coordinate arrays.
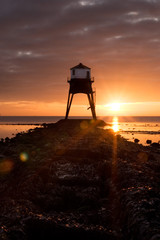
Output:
[[0, 119, 160, 240]]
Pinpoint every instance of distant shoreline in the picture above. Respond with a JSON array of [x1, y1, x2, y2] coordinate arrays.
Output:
[[0, 123, 41, 125], [1, 116, 160, 123]]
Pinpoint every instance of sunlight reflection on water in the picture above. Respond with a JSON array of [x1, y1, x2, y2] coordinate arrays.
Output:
[[105, 116, 160, 146], [112, 117, 119, 133], [1, 117, 160, 146]]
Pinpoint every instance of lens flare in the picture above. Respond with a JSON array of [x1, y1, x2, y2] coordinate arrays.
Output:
[[80, 120, 89, 129], [20, 152, 29, 162], [0, 159, 14, 174]]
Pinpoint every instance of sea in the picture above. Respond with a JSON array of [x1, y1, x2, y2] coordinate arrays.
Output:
[[0, 116, 160, 146]]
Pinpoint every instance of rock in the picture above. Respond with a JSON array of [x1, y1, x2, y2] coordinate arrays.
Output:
[[151, 234, 160, 240], [0, 119, 160, 239], [146, 140, 152, 144], [134, 138, 140, 143], [151, 142, 160, 148]]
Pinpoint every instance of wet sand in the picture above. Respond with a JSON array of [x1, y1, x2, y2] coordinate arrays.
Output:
[[0, 119, 160, 240]]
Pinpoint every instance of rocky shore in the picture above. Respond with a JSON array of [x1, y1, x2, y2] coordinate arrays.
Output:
[[0, 119, 160, 240]]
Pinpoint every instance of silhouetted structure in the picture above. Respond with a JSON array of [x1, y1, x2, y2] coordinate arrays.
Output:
[[65, 63, 97, 119]]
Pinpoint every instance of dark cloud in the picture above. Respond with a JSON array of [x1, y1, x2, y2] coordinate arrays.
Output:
[[0, 0, 160, 104]]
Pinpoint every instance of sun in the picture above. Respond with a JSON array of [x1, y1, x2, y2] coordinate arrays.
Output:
[[110, 103, 121, 112]]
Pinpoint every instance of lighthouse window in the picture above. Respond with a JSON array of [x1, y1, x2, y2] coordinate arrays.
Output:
[[72, 69, 75, 75], [87, 71, 90, 78]]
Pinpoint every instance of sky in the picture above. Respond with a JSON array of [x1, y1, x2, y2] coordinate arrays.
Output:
[[0, 0, 160, 116]]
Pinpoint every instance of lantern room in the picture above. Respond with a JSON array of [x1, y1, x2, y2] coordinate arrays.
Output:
[[70, 63, 91, 79], [65, 63, 97, 120], [68, 63, 94, 94]]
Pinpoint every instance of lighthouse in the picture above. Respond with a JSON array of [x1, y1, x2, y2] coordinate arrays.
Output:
[[65, 63, 97, 120]]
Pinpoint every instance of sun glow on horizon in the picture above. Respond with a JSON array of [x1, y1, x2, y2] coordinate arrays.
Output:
[[110, 103, 121, 111], [104, 102, 122, 112], [2, 100, 160, 116]]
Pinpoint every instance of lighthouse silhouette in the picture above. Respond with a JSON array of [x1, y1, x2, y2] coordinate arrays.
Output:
[[65, 63, 97, 120]]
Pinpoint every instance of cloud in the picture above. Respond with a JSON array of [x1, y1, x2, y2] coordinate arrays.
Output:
[[0, 0, 160, 109]]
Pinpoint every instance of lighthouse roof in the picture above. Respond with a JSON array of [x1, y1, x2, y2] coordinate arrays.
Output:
[[70, 63, 90, 70]]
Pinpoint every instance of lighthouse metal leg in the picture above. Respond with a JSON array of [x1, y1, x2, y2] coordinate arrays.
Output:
[[87, 93, 97, 120], [65, 93, 73, 119], [90, 92, 97, 120]]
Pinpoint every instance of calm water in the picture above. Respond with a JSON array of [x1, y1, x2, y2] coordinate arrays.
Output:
[[102, 116, 160, 146], [0, 116, 91, 139], [0, 116, 160, 145]]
